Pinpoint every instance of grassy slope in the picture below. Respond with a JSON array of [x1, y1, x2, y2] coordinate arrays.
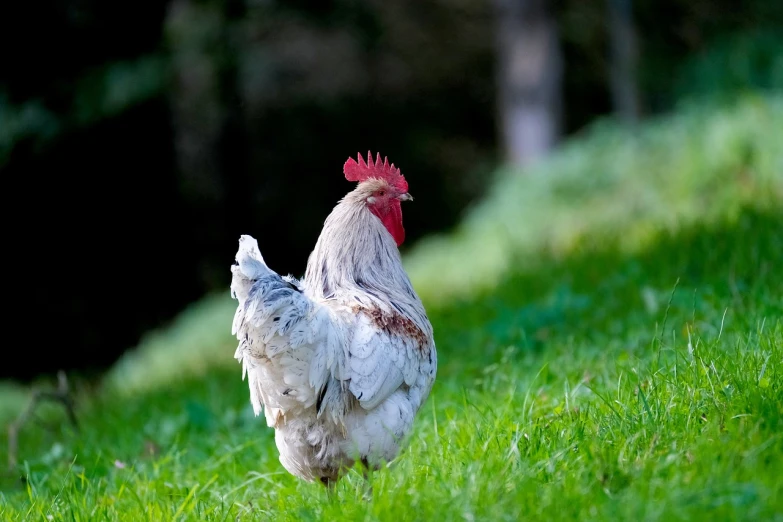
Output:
[[1, 95, 781, 521], [404, 93, 783, 303]]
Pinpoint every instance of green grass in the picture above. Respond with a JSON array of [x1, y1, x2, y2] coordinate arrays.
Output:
[[1, 94, 782, 521]]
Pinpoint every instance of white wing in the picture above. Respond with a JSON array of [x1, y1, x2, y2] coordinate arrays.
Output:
[[347, 311, 437, 411]]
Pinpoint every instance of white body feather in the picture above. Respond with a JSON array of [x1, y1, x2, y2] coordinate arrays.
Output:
[[231, 188, 436, 483]]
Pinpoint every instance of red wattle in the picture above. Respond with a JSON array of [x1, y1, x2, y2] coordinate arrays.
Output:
[[374, 199, 405, 247]]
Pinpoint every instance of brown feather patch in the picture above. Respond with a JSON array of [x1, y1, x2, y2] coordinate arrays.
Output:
[[352, 305, 430, 353]]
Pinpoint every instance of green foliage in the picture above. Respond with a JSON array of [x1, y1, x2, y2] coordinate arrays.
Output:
[[104, 294, 236, 397], [674, 29, 783, 101], [71, 55, 169, 127], [0, 94, 60, 165], [0, 54, 168, 167], [1, 95, 782, 520], [404, 93, 783, 303]]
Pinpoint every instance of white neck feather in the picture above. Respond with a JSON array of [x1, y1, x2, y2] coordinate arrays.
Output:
[[302, 191, 431, 334]]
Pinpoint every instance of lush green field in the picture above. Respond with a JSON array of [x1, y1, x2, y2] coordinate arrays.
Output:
[[1, 95, 781, 521]]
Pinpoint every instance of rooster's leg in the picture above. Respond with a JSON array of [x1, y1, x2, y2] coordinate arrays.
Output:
[[319, 476, 337, 500], [360, 457, 373, 501]]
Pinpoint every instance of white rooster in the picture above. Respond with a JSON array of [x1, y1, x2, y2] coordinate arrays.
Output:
[[230, 152, 437, 487]]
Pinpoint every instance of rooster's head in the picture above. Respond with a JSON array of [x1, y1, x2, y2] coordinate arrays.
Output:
[[344, 151, 411, 247]]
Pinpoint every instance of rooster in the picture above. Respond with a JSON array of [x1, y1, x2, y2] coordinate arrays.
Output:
[[230, 152, 437, 487]]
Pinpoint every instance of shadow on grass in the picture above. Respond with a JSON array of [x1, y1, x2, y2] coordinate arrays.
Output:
[[428, 206, 782, 374]]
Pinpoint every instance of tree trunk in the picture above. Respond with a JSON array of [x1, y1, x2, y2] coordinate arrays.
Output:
[[166, 0, 250, 289], [494, 0, 563, 168], [165, 0, 227, 205], [607, 0, 640, 124]]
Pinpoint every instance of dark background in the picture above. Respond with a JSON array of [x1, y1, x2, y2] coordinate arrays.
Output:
[[1, 0, 780, 381]]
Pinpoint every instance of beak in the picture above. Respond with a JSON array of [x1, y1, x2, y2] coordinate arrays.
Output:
[[398, 193, 413, 202]]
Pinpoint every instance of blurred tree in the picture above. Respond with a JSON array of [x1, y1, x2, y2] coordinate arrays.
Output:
[[673, 29, 783, 101], [633, 0, 783, 111], [167, 0, 228, 208], [2, 0, 780, 382], [607, 0, 640, 124], [493, 0, 563, 167], [165, 0, 251, 289]]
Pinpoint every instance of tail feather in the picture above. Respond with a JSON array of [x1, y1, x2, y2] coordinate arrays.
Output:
[[236, 235, 270, 279], [230, 235, 273, 332], [230, 233, 349, 421]]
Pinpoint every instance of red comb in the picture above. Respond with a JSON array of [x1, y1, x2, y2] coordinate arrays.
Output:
[[343, 151, 408, 193]]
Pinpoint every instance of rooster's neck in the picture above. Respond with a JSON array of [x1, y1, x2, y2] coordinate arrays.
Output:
[[303, 198, 413, 306]]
